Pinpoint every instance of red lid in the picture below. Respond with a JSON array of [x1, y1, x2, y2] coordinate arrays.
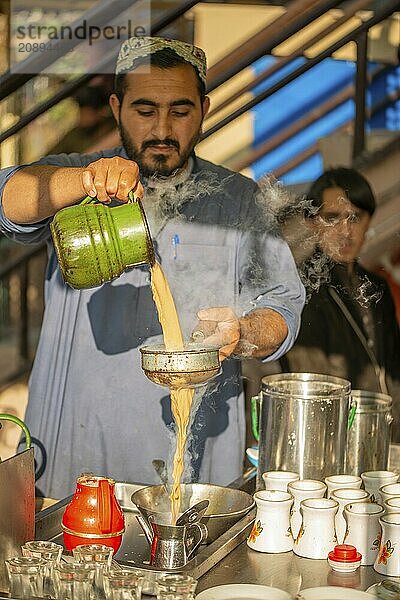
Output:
[[328, 544, 362, 563]]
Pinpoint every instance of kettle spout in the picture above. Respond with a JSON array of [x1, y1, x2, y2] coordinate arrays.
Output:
[[136, 514, 153, 545]]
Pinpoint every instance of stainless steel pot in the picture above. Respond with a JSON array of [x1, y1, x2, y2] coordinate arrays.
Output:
[[254, 373, 351, 488], [131, 483, 254, 543], [346, 390, 393, 475]]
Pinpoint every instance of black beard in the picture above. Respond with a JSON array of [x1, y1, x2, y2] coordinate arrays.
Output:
[[118, 122, 199, 178]]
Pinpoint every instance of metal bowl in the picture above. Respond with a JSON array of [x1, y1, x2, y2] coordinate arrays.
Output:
[[131, 483, 255, 543], [139, 344, 220, 389]]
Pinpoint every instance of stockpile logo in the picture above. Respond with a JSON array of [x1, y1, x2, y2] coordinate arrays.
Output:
[[10, 0, 150, 74]]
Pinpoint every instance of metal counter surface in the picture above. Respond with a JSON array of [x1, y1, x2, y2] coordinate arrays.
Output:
[[32, 462, 400, 597], [195, 464, 400, 596], [195, 540, 399, 596]]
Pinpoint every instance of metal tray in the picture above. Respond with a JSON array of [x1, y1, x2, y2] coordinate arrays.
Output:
[[35, 482, 255, 595]]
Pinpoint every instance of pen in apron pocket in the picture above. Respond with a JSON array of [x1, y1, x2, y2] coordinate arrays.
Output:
[[172, 234, 180, 259]]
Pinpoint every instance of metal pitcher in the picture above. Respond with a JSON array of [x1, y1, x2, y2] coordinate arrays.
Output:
[[136, 514, 207, 569], [253, 373, 351, 489], [346, 390, 393, 475], [50, 192, 154, 289]]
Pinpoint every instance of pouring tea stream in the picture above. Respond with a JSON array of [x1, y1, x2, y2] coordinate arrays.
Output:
[[52, 190, 220, 525]]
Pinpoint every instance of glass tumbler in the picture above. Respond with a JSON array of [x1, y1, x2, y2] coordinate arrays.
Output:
[[53, 561, 96, 600], [22, 539, 63, 598], [73, 543, 114, 599], [5, 556, 46, 599], [103, 568, 145, 600], [156, 574, 198, 600]]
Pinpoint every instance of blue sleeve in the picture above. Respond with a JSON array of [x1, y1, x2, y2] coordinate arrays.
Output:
[[238, 226, 305, 362], [0, 164, 51, 244], [0, 147, 122, 244]]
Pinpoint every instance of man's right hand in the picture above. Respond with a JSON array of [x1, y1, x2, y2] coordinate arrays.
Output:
[[3, 156, 144, 224], [82, 156, 144, 203]]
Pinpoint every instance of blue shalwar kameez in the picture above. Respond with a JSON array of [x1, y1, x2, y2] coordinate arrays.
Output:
[[0, 147, 305, 499]]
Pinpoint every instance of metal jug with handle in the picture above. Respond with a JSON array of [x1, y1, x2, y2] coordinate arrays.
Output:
[[252, 373, 351, 489], [346, 390, 393, 475], [50, 191, 155, 289], [136, 513, 208, 569], [61, 474, 125, 553]]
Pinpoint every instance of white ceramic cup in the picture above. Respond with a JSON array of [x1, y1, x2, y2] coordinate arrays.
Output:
[[374, 513, 400, 576], [384, 496, 400, 514], [287, 479, 327, 540], [380, 482, 400, 503], [343, 502, 384, 565], [330, 487, 370, 544], [247, 490, 294, 554], [262, 471, 300, 492], [361, 470, 398, 503], [324, 474, 362, 498], [294, 497, 338, 559]]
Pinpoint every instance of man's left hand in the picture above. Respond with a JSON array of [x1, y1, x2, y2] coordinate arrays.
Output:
[[193, 307, 241, 361]]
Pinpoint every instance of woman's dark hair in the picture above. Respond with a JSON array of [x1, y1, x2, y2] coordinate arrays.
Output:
[[305, 167, 376, 218], [114, 48, 206, 103]]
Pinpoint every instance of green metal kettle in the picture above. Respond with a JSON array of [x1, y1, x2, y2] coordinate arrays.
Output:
[[50, 192, 155, 289]]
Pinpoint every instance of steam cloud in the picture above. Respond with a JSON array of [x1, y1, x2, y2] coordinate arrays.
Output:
[[145, 169, 384, 485]]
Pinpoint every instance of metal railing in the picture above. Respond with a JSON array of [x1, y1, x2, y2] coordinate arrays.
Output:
[[201, 0, 400, 160], [0, 0, 399, 384], [0, 242, 46, 385]]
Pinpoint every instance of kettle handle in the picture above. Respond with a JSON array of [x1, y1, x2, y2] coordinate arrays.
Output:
[[251, 394, 262, 442], [0, 414, 31, 450], [81, 190, 138, 205], [98, 479, 112, 534], [185, 522, 208, 558], [347, 399, 357, 429]]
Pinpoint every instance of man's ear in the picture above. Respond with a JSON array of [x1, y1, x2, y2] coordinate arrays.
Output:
[[109, 94, 120, 124], [202, 96, 210, 119]]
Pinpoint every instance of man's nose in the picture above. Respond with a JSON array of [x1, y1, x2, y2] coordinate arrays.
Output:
[[151, 114, 172, 140]]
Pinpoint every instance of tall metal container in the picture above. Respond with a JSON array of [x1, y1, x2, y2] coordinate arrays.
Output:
[[256, 373, 351, 489], [346, 390, 393, 476]]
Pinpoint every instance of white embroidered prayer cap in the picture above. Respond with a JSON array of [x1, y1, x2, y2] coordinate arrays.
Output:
[[116, 36, 207, 83]]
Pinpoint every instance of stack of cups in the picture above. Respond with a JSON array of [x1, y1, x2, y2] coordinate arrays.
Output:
[[6, 539, 145, 599], [330, 488, 370, 544], [287, 479, 326, 541], [360, 470, 398, 503], [103, 568, 145, 600], [73, 543, 114, 599], [21, 540, 63, 598], [380, 482, 400, 504], [53, 561, 96, 600], [6, 556, 47, 599], [156, 574, 198, 600], [324, 475, 362, 498]]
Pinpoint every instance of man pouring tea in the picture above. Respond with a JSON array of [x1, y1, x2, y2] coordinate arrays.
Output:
[[0, 37, 304, 499]]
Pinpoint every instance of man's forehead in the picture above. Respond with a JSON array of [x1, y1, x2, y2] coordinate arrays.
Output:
[[123, 65, 200, 97]]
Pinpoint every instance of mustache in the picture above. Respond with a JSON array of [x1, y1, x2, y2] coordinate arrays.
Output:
[[142, 139, 180, 151]]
